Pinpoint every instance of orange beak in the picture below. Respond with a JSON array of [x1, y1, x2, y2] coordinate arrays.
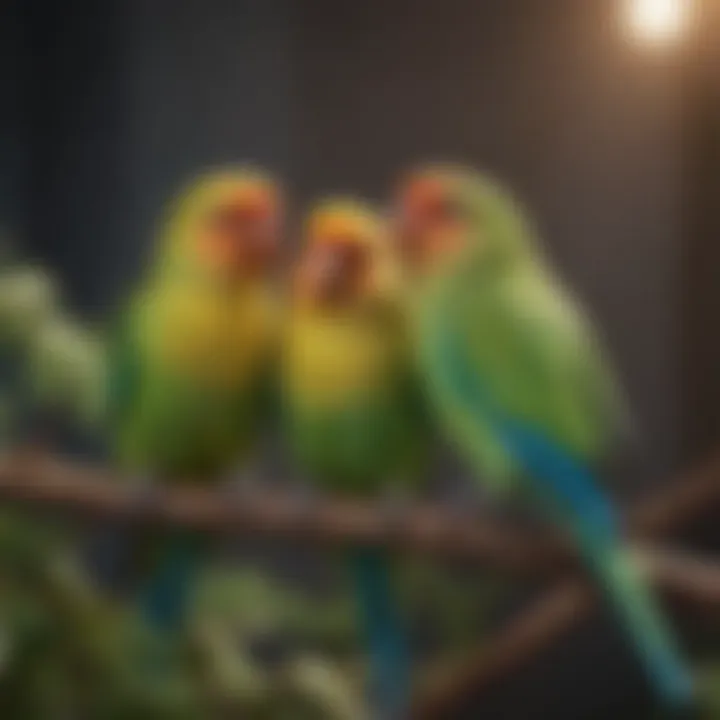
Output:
[[298, 243, 348, 303]]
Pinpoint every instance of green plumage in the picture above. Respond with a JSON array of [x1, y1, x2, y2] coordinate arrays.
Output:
[[402, 166, 692, 709], [109, 294, 272, 478], [283, 306, 427, 495], [106, 169, 282, 636], [281, 199, 426, 717], [282, 200, 428, 495], [108, 170, 280, 479], [410, 168, 626, 489]]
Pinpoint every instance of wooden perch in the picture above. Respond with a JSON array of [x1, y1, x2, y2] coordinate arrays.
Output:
[[410, 451, 720, 719], [627, 453, 720, 538], [413, 579, 594, 719], [0, 450, 717, 578], [0, 452, 568, 576], [639, 546, 720, 611], [0, 449, 717, 719], [412, 548, 720, 720]]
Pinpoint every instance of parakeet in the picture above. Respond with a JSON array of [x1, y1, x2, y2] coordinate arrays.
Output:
[[394, 165, 693, 712], [282, 199, 428, 719], [108, 168, 282, 633]]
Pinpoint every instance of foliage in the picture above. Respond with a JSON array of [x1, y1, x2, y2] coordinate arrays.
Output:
[[0, 252, 104, 443]]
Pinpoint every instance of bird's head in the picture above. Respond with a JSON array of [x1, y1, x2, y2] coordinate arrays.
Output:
[[394, 164, 536, 277], [295, 199, 395, 310], [161, 168, 282, 283]]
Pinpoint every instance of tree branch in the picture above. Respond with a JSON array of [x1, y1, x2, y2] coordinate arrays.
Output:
[[409, 449, 720, 719], [412, 547, 720, 720], [0, 450, 717, 719], [0, 451, 717, 579], [0, 452, 566, 576]]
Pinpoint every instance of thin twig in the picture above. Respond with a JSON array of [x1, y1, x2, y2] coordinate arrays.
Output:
[[413, 579, 592, 720], [0, 452, 570, 576], [0, 451, 717, 580], [410, 450, 720, 719], [412, 547, 720, 720], [627, 454, 720, 538], [0, 449, 717, 719]]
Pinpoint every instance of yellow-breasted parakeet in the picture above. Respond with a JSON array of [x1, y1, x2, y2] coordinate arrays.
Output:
[[282, 199, 429, 718], [108, 168, 283, 633]]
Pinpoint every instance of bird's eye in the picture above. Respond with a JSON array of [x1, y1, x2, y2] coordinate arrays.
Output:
[[402, 182, 459, 226]]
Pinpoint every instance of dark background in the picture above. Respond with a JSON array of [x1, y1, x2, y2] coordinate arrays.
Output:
[[1, 0, 718, 717]]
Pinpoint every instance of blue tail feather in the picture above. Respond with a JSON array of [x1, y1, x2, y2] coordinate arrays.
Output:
[[139, 533, 200, 634], [433, 297, 693, 710], [351, 547, 411, 720], [505, 422, 694, 710]]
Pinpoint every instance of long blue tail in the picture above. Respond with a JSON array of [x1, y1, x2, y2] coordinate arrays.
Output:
[[351, 547, 411, 720], [139, 532, 201, 634], [432, 312, 693, 711], [507, 423, 694, 711]]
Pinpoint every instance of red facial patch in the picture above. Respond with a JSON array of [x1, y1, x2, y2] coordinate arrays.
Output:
[[401, 177, 452, 224], [396, 174, 467, 267], [200, 190, 279, 273], [208, 205, 252, 238]]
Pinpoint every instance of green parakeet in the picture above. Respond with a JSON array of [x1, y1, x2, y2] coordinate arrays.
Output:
[[394, 165, 693, 712], [282, 199, 429, 719], [108, 168, 282, 632]]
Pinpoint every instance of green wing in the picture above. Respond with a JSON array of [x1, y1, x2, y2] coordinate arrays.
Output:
[[106, 306, 142, 438], [417, 263, 626, 488]]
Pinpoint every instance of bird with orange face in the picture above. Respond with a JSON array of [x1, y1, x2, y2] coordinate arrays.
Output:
[[282, 198, 429, 719], [108, 168, 283, 633], [393, 164, 693, 713]]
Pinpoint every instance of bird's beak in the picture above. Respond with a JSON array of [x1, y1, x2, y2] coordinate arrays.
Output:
[[300, 245, 347, 303], [201, 233, 242, 271], [245, 225, 279, 273]]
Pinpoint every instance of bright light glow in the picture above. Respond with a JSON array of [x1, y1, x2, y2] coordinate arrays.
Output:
[[624, 0, 689, 46]]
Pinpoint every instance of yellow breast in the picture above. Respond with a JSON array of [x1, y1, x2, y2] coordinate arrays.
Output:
[[139, 283, 278, 388], [285, 313, 399, 406]]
